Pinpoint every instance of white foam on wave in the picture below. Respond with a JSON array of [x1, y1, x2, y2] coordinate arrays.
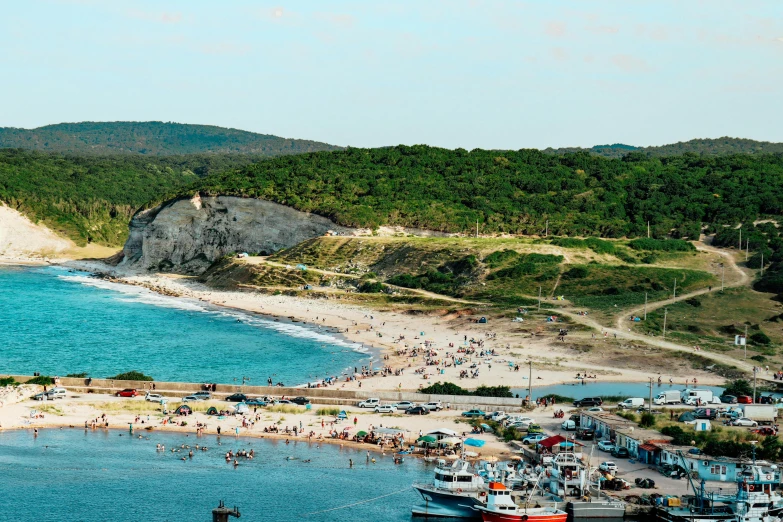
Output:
[[55, 273, 367, 353]]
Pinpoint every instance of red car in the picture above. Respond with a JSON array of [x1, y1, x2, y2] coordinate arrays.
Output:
[[115, 389, 138, 398], [737, 395, 753, 404]]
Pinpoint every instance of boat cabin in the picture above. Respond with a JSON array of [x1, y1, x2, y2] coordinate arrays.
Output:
[[433, 459, 485, 492], [486, 482, 517, 512]]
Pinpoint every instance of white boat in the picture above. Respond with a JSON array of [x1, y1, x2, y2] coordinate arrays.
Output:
[[412, 458, 487, 518], [474, 482, 568, 522]]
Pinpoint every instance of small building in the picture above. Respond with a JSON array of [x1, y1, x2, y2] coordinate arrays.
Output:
[[426, 428, 458, 441], [615, 427, 673, 463], [656, 445, 772, 482], [578, 411, 635, 441]]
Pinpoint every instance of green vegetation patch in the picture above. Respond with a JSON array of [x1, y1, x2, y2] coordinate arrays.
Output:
[[419, 382, 513, 398], [628, 238, 696, 252], [108, 371, 153, 381]]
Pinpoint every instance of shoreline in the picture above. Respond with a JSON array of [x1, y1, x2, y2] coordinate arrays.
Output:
[[0, 260, 728, 390]]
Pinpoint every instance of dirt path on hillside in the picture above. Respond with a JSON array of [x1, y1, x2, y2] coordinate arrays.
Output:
[[613, 242, 750, 331], [241, 256, 484, 305]]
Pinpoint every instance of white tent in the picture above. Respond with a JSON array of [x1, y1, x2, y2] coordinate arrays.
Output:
[[427, 428, 458, 440]]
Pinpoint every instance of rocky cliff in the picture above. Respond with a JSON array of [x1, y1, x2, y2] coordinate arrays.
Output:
[[121, 195, 352, 273]]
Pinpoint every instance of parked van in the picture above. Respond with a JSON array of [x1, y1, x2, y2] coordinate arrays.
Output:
[[46, 387, 67, 399], [683, 389, 719, 405], [654, 390, 682, 405], [617, 398, 645, 409]]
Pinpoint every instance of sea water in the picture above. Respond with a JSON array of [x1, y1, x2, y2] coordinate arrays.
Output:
[[0, 428, 430, 522], [0, 266, 371, 385]]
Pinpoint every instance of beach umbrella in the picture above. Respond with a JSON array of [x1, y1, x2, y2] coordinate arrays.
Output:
[[464, 438, 485, 448], [509, 456, 523, 461], [417, 435, 437, 443], [463, 451, 479, 458], [482, 456, 498, 463], [440, 437, 461, 445], [356, 431, 368, 437]]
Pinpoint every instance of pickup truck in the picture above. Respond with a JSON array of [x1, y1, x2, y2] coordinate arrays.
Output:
[[485, 411, 507, 422], [358, 398, 380, 408]]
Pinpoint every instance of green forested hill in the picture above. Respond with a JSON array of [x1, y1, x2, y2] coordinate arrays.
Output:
[[186, 145, 783, 237], [0, 150, 263, 245], [545, 137, 783, 158], [0, 122, 341, 156]]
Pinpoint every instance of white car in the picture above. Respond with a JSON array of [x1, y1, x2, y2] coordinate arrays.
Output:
[[561, 420, 577, 431], [597, 440, 615, 452], [182, 395, 199, 403], [422, 402, 443, 411], [145, 393, 163, 401], [511, 420, 534, 429], [374, 404, 397, 414], [394, 401, 416, 411], [732, 417, 758, 427], [504, 416, 533, 427], [587, 406, 604, 412], [599, 461, 618, 473], [358, 398, 380, 408]]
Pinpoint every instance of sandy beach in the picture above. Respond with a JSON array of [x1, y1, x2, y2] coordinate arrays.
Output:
[[62, 259, 727, 393]]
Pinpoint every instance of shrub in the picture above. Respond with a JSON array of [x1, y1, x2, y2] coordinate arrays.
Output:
[[750, 355, 767, 362], [562, 266, 588, 279], [628, 238, 695, 252], [723, 379, 753, 397], [750, 332, 772, 346], [108, 371, 153, 381], [418, 382, 512, 398], [66, 372, 89, 378], [0, 376, 19, 387], [639, 412, 656, 428], [685, 298, 702, 307], [483, 249, 520, 267], [358, 281, 386, 293], [316, 407, 341, 416], [26, 376, 54, 386]]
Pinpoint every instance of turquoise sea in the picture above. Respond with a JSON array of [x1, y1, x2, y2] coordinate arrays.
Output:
[[0, 266, 371, 385], [0, 428, 430, 522]]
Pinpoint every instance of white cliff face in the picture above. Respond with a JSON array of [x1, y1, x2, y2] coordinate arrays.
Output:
[[122, 195, 351, 273]]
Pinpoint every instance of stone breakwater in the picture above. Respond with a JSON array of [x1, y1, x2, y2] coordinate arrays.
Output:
[[120, 194, 353, 274]]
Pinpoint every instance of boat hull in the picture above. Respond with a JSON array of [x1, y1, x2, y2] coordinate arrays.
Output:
[[412, 485, 483, 519], [566, 500, 626, 518], [477, 510, 567, 522], [654, 506, 737, 522]]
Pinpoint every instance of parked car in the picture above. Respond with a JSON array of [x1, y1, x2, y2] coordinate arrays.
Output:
[[182, 395, 200, 402], [46, 388, 67, 399], [272, 399, 293, 405], [406, 406, 430, 415], [611, 447, 630, 458], [526, 424, 544, 434], [504, 416, 533, 427], [423, 402, 443, 411], [617, 398, 645, 409], [561, 420, 577, 431], [145, 392, 163, 401], [732, 417, 759, 427], [737, 396, 753, 404], [291, 397, 310, 405], [693, 408, 717, 420], [226, 393, 247, 402], [245, 398, 268, 406], [597, 440, 616, 452], [374, 404, 397, 414], [358, 398, 380, 408], [573, 397, 603, 408], [586, 406, 604, 412], [462, 409, 486, 418], [32, 392, 48, 401], [758, 395, 775, 405], [599, 462, 618, 473], [510, 420, 535, 430], [115, 389, 138, 398], [522, 433, 547, 444], [394, 401, 416, 411], [576, 428, 595, 440], [485, 411, 507, 422], [193, 391, 212, 400], [719, 394, 738, 404]]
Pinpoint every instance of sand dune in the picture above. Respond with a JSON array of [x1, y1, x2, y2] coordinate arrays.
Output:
[[0, 204, 72, 262]]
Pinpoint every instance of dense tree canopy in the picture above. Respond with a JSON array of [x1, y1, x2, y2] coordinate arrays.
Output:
[[0, 122, 340, 156], [188, 145, 783, 237]]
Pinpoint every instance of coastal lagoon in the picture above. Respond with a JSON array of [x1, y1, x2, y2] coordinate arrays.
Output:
[[0, 266, 370, 385], [0, 428, 430, 521]]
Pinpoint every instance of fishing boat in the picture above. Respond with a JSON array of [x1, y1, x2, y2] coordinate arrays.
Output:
[[548, 449, 625, 518], [473, 482, 567, 522], [411, 459, 487, 518], [655, 451, 782, 522]]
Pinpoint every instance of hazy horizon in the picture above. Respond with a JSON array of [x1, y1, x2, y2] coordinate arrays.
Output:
[[2, 1, 782, 149]]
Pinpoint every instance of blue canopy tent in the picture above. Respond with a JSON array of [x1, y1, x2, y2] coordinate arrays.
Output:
[[464, 438, 486, 448]]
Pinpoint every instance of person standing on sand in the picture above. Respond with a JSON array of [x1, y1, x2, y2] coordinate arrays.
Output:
[[354, 416, 358, 426]]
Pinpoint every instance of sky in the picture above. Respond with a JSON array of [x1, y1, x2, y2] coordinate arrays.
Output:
[[1, 0, 782, 149]]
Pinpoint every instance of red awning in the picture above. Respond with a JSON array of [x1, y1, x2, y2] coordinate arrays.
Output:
[[538, 435, 567, 449], [639, 443, 659, 452]]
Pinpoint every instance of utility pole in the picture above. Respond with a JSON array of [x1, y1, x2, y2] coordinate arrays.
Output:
[[647, 221, 650, 239], [648, 377, 653, 414], [537, 286, 542, 311], [644, 292, 648, 320], [662, 308, 668, 340], [739, 227, 742, 251], [476, 219, 478, 238], [528, 360, 533, 406], [721, 263, 725, 292], [753, 367, 757, 403], [545, 220, 548, 238], [746, 239, 749, 261], [744, 324, 748, 360], [673, 278, 677, 300]]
